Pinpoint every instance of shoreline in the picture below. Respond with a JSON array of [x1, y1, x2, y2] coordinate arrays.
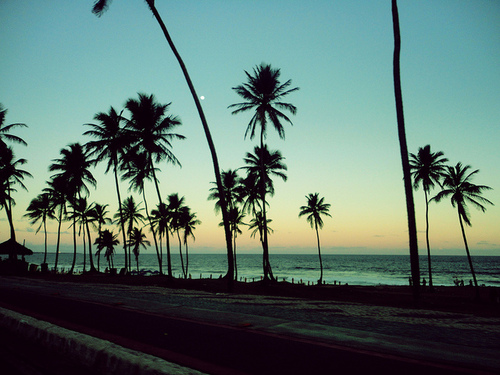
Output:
[[19, 272, 500, 318]]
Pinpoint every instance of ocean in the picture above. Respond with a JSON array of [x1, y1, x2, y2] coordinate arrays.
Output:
[[23, 252, 500, 287]]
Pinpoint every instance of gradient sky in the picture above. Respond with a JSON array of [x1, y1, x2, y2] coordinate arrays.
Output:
[[1, 1, 499, 256]]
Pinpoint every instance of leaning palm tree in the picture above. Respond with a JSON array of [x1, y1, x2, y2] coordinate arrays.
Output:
[[432, 163, 493, 297], [392, 0, 420, 300], [24, 193, 54, 266], [299, 193, 332, 284], [92, 0, 235, 289], [128, 227, 150, 272], [410, 145, 448, 290], [242, 145, 287, 282], [49, 143, 96, 274], [84, 106, 131, 271]]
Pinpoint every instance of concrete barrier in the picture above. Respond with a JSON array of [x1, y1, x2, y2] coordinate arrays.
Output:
[[0, 307, 206, 375]]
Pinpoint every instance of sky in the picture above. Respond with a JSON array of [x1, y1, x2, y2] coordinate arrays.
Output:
[[1, 0, 499, 256]]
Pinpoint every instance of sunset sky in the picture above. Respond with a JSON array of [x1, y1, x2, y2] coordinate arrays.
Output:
[[1, 1, 499, 256]]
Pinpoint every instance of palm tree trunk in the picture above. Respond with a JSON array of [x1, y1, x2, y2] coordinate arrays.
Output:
[[424, 189, 433, 290], [458, 211, 480, 299], [3, 199, 16, 260], [54, 205, 63, 272], [82, 223, 87, 272], [185, 241, 189, 279], [177, 231, 185, 278], [70, 202, 77, 274], [143, 189, 162, 275], [43, 219, 48, 264], [233, 230, 238, 281], [315, 222, 323, 284], [86, 220, 96, 272], [148, 3, 234, 290], [392, 0, 419, 302], [113, 160, 128, 271]]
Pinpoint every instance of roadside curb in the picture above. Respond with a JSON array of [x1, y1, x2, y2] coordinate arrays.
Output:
[[0, 307, 206, 375]]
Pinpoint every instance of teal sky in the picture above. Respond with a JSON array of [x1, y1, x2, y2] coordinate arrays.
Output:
[[1, 1, 499, 256]]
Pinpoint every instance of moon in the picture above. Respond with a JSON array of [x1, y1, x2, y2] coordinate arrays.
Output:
[[200, 96, 205, 100]]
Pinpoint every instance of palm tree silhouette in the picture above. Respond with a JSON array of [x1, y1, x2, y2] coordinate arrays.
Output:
[[410, 145, 448, 290], [43, 177, 68, 271], [49, 143, 96, 273], [242, 145, 287, 282], [167, 193, 188, 278], [68, 197, 97, 273], [125, 93, 184, 205], [1, 147, 31, 248], [88, 203, 111, 271], [24, 192, 54, 266], [391, 0, 420, 300], [150, 202, 168, 277], [432, 163, 493, 297], [0, 104, 27, 148], [180, 207, 200, 279], [114, 195, 145, 272], [219, 207, 245, 281], [299, 193, 332, 284], [231, 64, 297, 283], [84, 106, 131, 271], [208, 169, 243, 213], [128, 227, 150, 273], [92, 1, 235, 288], [121, 151, 164, 275], [95, 229, 119, 270]]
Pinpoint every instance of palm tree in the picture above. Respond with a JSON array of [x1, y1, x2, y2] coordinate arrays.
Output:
[[229, 63, 299, 147], [299, 193, 332, 284], [150, 202, 168, 276], [208, 169, 243, 212], [0, 146, 32, 258], [128, 227, 150, 272], [84, 106, 131, 271], [0, 103, 27, 148], [95, 229, 119, 270], [242, 145, 287, 282], [43, 177, 68, 271], [92, 1, 235, 290], [392, 0, 420, 300], [88, 203, 111, 271], [121, 151, 163, 275], [124, 93, 184, 205], [167, 193, 187, 278], [24, 193, 54, 265], [219, 207, 245, 281], [432, 163, 493, 297], [180, 208, 200, 279], [410, 145, 448, 290], [68, 197, 97, 273], [248, 212, 273, 244], [114, 195, 145, 271], [49, 143, 96, 273]]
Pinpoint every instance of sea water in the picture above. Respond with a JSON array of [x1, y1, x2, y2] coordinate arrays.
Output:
[[23, 252, 499, 287]]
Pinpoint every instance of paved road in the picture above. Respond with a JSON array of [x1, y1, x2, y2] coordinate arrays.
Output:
[[1, 276, 498, 374]]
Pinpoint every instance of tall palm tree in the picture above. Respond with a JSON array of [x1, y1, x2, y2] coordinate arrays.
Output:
[[128, 227, 150, 272], [432, 163, 493, 297], [392, 0, 420, 300], [0, 103, 27, 148], [92, 0, 235, 290], [24, 193, 54, 265], [208, 169, 243, 213], [49, 143, 96, 273], [299, 193, 332, 284], [410, 145, 448, 290], [84, 106, 131, 271], [219, 207, 245, 281], [95, 229, 119, 270], [242, 145, 287, 282], [114, 195, 145, 271]]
